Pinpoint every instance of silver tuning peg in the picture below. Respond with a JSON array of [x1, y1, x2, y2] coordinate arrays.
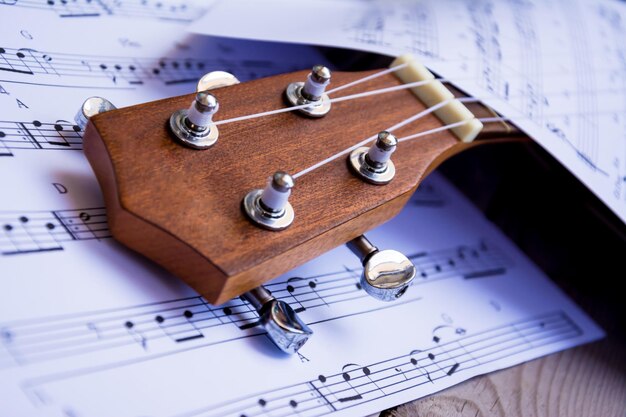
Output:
[[169, 71, 240, 150], [285, 64, 332, 117], [349, 131, 397, 185], [243, 171, 295, 230], [169, 91, 219, 150], [244, 286, 313, 354], [74, 97, 117, 130], [197, 71, 240, 92], [347, 235, 416, 301]]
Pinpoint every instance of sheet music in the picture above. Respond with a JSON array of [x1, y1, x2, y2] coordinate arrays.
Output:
[[0, 0, 211, 22], [0, 4, 603, 417], [0, 172, 603, 417], [190, 0, 626, 224]]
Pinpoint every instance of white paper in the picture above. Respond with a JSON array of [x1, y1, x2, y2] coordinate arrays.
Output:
[[190, 0, 626, 224], [1, 0, 210, 22], [0, 4, 603, 417], [0, 172, 603, 417]]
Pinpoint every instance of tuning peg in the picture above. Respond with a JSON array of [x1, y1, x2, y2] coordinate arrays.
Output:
[[347, 235, 416, 301], [169, 91, 219, 150], [243, 286, 312, 354], [196, 71, 240, 92], [285, 64, 332, 117], [243, 171, 295, 230], [74, 97, 117, 130], [349, 131, 397, 185]]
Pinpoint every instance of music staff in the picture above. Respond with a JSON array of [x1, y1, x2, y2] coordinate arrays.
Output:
[[0, 0, 204, 22], [0, 241, 510, 368], [174, 312, 581, 417], [0, 207, 110, 255], [0, 119, 83, 157], [0, 46, 282, 88]]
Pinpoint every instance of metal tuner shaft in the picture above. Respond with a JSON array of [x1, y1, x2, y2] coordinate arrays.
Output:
[[244, 286, 313, 354], [75, 96, 117, 130], [285, 65, 332, 117], [347, 235, 416, 301]]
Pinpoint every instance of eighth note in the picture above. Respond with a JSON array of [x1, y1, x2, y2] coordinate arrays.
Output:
[[447, 363, 460, 376]]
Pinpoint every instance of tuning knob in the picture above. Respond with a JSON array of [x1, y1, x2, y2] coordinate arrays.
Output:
[[196, 70, 240, 92], [349, 131, 397, 185], [347, 235, 416, 301], [74, 97, 117, 130], [285, 64, 332, 117], [243, 171, 295, 230], [169, 91, 219, 150], [244, 286, 312, 354]]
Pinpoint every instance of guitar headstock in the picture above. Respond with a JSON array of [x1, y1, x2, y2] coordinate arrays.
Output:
[[80, 56, 521, 309]]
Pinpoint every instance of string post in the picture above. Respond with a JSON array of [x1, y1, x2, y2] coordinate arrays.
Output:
[[243, 286, 312, 354], [284, 65, 332, 117], [74, 96, 117, 130], [169, 91, 219, 150], [348, 131, 398, 185], [346, 235, 416, 301], [243, 171, 295, 230]]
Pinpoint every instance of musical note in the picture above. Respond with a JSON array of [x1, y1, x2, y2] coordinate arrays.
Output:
[[233, 312, 581, 415], [124, 320, 148, 350], [0, 240, 516, 368], [0, 119, 83, 157], [0, 207, 110, 255], [0, 46, 33, 74], [0, 0, 206, 21], [283, 276, 329, 312], [0, 45, 282, 88], [154, 310, 205, 343]]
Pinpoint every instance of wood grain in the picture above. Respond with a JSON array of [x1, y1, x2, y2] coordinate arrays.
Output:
[[84, 68, 524, 304]]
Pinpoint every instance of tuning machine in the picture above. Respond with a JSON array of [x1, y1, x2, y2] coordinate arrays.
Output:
[[244, 286, 312, 354], [349, 131, 397, 185], [74, 97, 117, 130], [285, 65, 332, 117], [169, 71, 240, 150], [347, 235, 416, 301], [243, 171, 295, 231]]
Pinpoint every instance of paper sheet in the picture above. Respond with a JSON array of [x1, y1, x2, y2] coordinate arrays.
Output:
[[0, 171, 603, 417], [0, 3, 603, 417], [190, 0, 626, 224]]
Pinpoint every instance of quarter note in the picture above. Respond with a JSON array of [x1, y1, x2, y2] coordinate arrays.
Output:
[[124, 320, 148, 350]]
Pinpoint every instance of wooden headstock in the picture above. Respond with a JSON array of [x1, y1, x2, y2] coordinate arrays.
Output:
[[82, 63, 524, 305]]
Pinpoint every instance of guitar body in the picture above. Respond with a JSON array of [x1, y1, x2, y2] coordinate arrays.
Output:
[[83, 67, 524, 305]]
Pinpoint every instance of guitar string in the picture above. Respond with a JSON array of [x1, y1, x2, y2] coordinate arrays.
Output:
[[212, 62, 617, 127], [292, 102, 624, 180], [291, 97, 474, 179], [213, 74, 448, 126], [207, 62, 617, 181], [206, 64, 495, 180], [324, 62, 409, 95], [396, 116, 506, 143], [292, 113, 499, 179]]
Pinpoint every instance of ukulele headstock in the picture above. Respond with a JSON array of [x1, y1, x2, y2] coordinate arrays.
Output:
[[79, 55, 521, 307]]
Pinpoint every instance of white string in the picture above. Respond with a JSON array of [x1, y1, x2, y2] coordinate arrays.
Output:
[[325, 62, 409, 95], [214, 77, 450, 127], [396, 116, 507, 143], [213, 101, 324, 126], [292, 97, 479, 179]]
